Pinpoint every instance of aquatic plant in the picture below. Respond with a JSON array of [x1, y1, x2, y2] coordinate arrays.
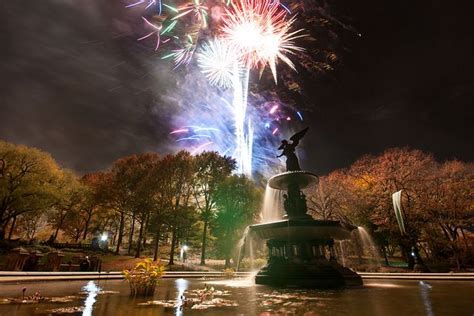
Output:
[[223, 268, 236, 278], [195, 284, 215, 302], [123, 259, 165, 296]]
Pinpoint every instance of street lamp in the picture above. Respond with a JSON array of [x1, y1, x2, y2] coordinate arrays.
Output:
[[100, 233, 108, 241], [180, 245, 189, 263]]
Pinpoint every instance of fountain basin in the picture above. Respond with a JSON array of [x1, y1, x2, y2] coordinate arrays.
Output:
[[268, 171, 318, 190], [249, 219, 356, 241], [249, 219, 362, 288], [249, 168, 361, 288]]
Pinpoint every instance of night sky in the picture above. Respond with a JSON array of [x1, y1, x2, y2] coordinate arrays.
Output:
[[1, 0, 472, 175]]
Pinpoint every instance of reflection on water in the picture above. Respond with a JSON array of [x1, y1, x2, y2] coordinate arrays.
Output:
[[419, 281, 434, 316], [364, 282, 406, 288], [0, 279, 472, 315], [206, 272, 258, 288], [175, 278, 188, 316], [81, 281, 101, 316]]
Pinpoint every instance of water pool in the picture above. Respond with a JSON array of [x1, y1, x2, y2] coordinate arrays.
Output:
[[0, 278, 472, 315]]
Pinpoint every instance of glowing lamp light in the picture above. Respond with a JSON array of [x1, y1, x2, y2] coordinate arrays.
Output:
[[101, 233, 108, 241]]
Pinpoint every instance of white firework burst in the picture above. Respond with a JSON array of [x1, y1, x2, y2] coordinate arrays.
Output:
[[197, 39, 242, 89]]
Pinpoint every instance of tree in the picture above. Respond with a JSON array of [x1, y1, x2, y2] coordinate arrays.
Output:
[[146, 156, 172, 261], [162, 151, 195, 265], [0, 140, 64, 239], [79, 172, 107, 240], [47, 170, 84, 242], [103, 153, 161, 255], [129, 153, 161, 258], [214, 175, 261, 267], [308, 174, 346, 220], [193, 151, 235, 265], [318, 148, 436, 266], [421, 160, 474, 268], [15, 210, 46, 243]]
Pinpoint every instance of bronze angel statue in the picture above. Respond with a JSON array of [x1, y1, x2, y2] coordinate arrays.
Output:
[[277, 127, 309, 172]]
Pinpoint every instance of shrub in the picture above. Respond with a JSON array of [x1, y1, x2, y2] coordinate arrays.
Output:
[[123, 258, 165, 296]]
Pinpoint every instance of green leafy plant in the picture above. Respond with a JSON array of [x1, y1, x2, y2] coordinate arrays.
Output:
[[123, 259, 165, 296]]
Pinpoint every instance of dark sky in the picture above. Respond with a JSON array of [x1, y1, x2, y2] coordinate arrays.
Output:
[[1, 0, 472, 175]]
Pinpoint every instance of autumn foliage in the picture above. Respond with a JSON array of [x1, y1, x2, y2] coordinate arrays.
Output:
[[308, 148, 473, 269]]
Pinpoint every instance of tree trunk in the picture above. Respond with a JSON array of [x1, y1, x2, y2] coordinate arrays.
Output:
[[169, 226, 177, 265], [142, 213, 150, 248], [153, 224, 161, 261], [460, 228, 470, 248], [53, 212, 67, 242], [0, 226, 5, 240], [419, 243, 431, 260], [112, 224, 118, 245], [200, 220, 208, 265], [128, 214, 136, 255], [382, 246, 389, 266], [135, 220, 144, 258], [115, 211, 125, 255], [82, 210, 92, 240], [8, 216, 17, 240]]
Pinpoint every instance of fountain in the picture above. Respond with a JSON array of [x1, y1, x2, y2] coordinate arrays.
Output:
[[247, 128, 363, 288]]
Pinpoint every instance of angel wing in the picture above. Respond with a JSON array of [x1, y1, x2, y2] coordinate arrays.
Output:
[[289, 127, 309, 146]]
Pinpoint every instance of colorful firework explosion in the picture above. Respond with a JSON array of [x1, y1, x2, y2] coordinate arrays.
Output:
[[125, 0, 318, 177], [221, 0, 305, 82]]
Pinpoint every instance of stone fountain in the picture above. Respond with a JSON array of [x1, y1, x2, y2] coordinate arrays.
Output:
[[248, 128, 362, 288]]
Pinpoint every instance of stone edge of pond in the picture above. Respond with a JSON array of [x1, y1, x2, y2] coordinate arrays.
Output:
[[0, 272, 473, 283]]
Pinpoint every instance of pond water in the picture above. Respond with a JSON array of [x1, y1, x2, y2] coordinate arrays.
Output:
[[0, 278, 472, 315]]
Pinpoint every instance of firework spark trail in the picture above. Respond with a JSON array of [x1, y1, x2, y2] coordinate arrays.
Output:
[[191, 141, 213, 155], [138, 17, 162, 50], [170, 128, 190, 134], [172, 0, 208, 28], [296, 111, 303, 121], [196, 38, 252, 174], [162, 35, 196, 67], [231, 63, 253, 176], [164, 69, 288, 177], [269, 104, 278, 114]]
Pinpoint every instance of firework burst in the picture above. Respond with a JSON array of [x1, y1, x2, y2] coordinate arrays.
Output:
[[197, 39, 242, 89], [161, 34, 196, 67], [221, 0, 305, 82], [172, 0, 209, 28], [127, 0, 309, 177]]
